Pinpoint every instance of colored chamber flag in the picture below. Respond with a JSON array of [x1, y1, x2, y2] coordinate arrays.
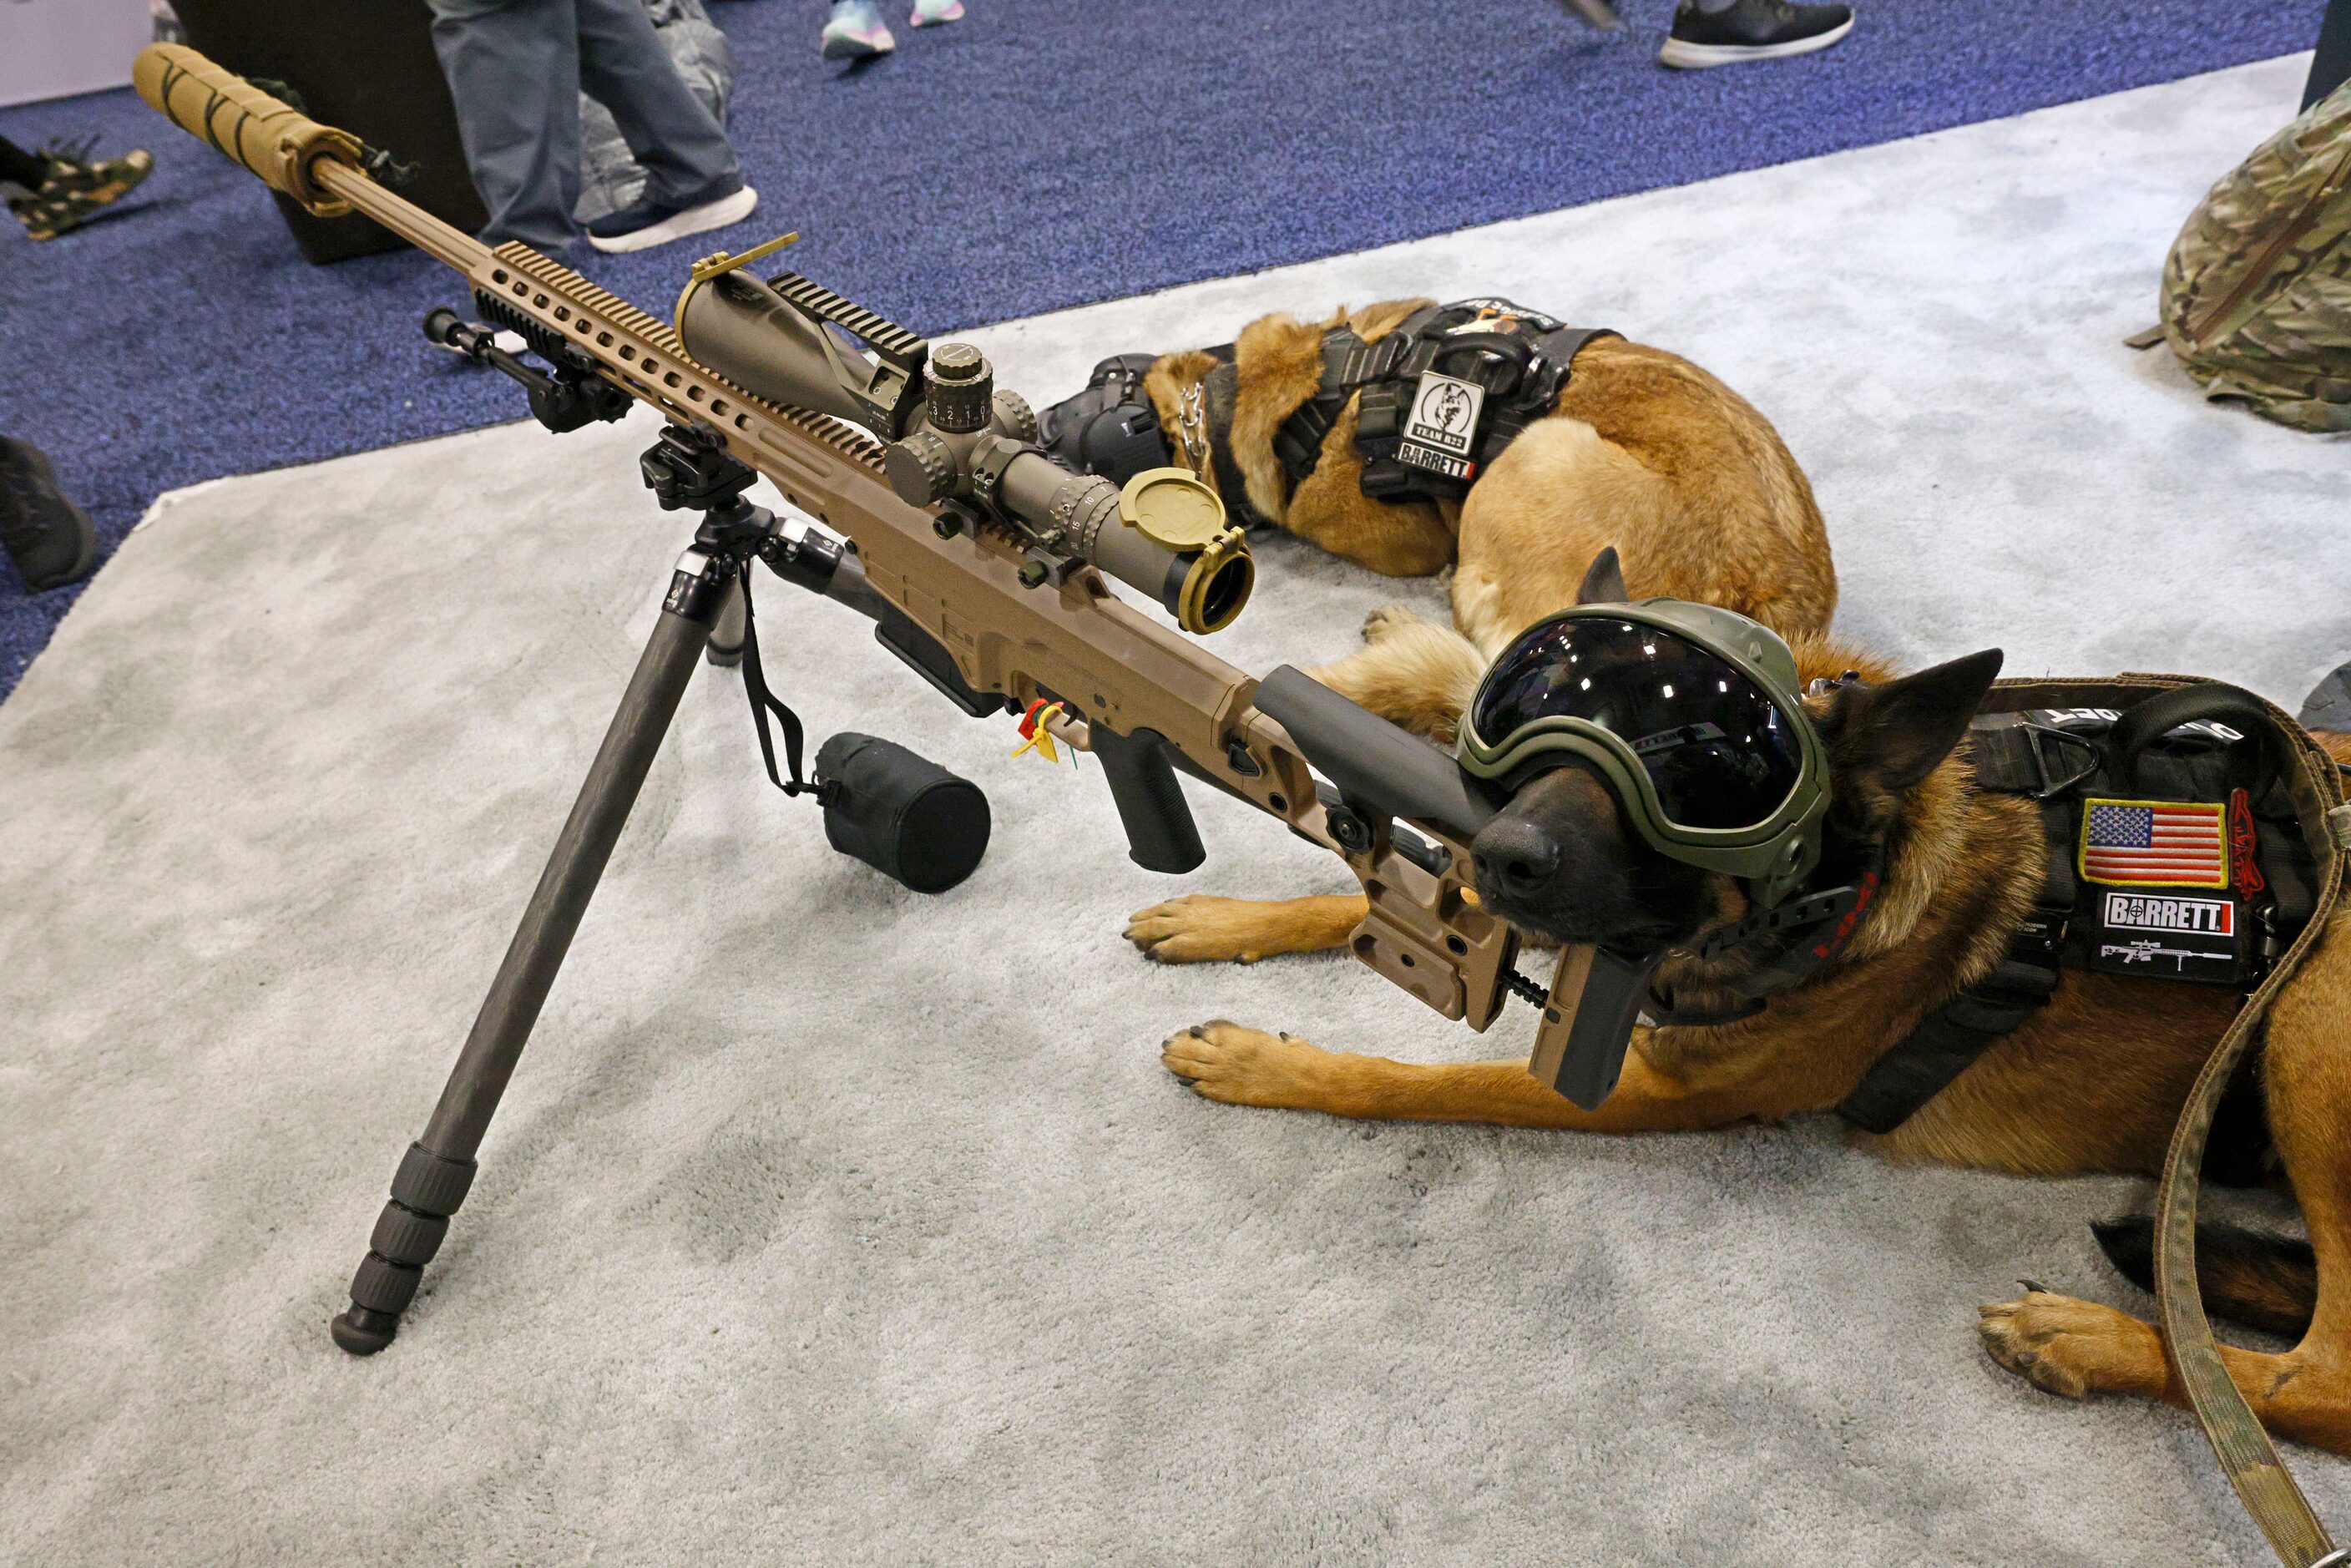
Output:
[[2080, 799, 2227, 888]]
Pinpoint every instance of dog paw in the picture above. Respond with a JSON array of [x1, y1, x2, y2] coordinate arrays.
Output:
[[1161, 1020, 1334, 1109], [1977, 1289, 2165, 1400], [1362, 603, 1430, 645], [1125, 895, 1273, 964]]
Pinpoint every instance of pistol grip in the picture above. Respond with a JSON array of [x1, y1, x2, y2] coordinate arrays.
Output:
[[1092, 726, 1206, 874]]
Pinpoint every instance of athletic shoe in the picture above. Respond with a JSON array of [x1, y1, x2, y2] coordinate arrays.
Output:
[[822, 1, 897, 58], [909, 0, 963, 26], [1659, 0, 1853, 68], [584, 175, 758, 255], [8, 139, 154, 241], [1557, 0, 1624, 29], [0, 438, 98, 591]]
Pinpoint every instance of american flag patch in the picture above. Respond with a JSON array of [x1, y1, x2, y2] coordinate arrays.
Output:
[[2078, 798, 2229, 888]]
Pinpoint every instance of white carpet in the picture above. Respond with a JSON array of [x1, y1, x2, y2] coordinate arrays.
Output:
[[4, 54, 2347, 1565]]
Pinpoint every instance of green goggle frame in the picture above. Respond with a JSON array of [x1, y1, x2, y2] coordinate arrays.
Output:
[[1454, 599, 1830, 909]]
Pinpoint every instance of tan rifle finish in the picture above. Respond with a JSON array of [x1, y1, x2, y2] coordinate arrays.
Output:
[[133, 43, 1524, 1034]]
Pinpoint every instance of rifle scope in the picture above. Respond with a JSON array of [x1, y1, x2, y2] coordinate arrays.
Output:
[[675, 267, 1253, 635]]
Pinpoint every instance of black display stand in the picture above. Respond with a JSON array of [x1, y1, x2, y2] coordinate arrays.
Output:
[[169, 0, 488, 265]]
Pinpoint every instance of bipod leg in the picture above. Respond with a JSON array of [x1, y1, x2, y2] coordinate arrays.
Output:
[[331, 544, 736, 1354]]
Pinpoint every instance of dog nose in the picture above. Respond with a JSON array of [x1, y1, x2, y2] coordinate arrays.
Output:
[[1473, 817, 1562, 897]]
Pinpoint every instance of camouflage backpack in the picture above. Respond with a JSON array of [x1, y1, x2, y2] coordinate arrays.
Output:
[[2147, 79, 2351, 432]]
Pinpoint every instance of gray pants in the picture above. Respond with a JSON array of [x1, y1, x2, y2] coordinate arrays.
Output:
[[427, 0, 741, 250]]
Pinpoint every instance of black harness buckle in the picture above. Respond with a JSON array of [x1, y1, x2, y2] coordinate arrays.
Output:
[[2021, 722, 2101, 799]]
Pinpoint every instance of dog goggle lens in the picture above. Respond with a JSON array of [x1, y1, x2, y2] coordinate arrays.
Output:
[[1472, 618, 1803, 830]]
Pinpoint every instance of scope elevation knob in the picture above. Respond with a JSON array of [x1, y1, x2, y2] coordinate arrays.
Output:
[[926, 343, 994, 433]]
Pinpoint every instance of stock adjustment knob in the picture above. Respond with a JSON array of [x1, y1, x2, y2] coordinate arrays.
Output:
[[885, 430, 956, 507], [925, 342, 994, 433]]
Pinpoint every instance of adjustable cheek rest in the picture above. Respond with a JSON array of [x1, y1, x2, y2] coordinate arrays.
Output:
[[1252, 665, 1504, 840]]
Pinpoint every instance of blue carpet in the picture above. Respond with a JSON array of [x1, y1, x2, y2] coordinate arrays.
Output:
[[0, 0, 2324, 699]]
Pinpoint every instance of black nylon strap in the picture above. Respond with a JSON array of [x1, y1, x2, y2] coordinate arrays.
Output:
[[1833, 722, 2075, 1135], [1267, 327, 1366, 485], [1199, 362, 1273, 528], [1837, 955, 2062, 1135], [734, 559, 822, 802]]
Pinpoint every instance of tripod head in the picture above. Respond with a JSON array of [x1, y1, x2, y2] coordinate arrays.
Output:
[[633, 422, 996, 897]]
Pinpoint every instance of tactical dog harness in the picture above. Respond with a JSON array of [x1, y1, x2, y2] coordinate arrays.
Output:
[[1834, 676, 2351, 1566], [1193, 299, 1618, 525], [1833, 683, 2323, 1136]]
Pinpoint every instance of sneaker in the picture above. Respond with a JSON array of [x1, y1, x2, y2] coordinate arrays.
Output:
[[8, 139, 154, 241], [1659, 0, 1853, 68], [0, 438, 98, 591], [1557, 0, 1625, 29], [909, 0, 963, 26], [822, 1, 896, 58], [584, 175, 758, 255]]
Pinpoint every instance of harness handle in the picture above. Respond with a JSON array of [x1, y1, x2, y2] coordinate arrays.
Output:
[[2108, 680, 2295, 781]]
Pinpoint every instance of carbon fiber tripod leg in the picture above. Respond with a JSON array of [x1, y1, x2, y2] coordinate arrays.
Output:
[[331, 547, 733, 1354]]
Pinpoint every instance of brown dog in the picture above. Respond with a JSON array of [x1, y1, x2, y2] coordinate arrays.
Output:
[[1121, 301, 1836, 965], [1135, 299, 1836, 654], [1140, 546, 2351, 1457]]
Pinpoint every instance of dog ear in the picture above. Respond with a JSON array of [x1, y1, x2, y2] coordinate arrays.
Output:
[[1829, 649, 2005, 793], [1576, 547, 1628, 606]]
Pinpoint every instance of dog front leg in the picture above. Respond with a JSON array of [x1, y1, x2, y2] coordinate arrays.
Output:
[[1159, 1020, 1747, 1131], [1125, 894, 1368, 964]]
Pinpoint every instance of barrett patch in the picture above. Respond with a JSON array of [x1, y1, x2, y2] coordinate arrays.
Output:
[[2078, 797, 2229, 888], [2089, 888, 2247, 984], [1397, 372, 1484, 481], [2101, 891, 2233, 935]]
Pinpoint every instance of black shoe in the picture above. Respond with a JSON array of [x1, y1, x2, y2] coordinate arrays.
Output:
[[1660, 0, 1853, 68], [0, 438, 97, 591], [584, 173, 757, 255]]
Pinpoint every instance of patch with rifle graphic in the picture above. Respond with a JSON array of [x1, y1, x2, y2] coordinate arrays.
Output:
[[2081, 799, 2247, 984], [2086, 888, 2247, 984]]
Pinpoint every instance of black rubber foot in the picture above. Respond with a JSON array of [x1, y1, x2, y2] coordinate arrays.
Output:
[[331, 1306, 401, 1355], [705, 640, 744, 668]]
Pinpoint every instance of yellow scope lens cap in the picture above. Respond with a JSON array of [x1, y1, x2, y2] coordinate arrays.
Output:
[[1118, 467, 1228, 552]]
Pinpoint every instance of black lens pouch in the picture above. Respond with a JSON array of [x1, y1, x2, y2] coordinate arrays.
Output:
[[815, 732, 991, 894]]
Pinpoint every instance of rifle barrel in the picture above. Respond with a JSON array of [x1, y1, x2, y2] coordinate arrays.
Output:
[[132, 42, 1526, 1035]]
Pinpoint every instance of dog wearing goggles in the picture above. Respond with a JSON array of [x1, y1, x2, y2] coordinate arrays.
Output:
[[1140, 550, 2351, 1458]]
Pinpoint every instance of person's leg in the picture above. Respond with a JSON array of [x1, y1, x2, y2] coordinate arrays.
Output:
[[426, 0, 586, 250], [573, 0, 739, 204], [0, 136, 50, 192]]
